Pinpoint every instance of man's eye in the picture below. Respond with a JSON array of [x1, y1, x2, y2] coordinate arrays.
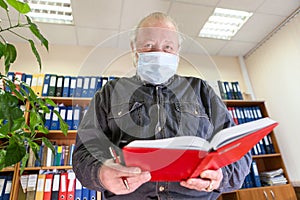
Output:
[[144, 44, 153, 48], [164, 45, 174, 52]]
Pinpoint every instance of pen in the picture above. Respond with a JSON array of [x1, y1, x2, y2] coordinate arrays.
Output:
[[109, 146, 130, 190]]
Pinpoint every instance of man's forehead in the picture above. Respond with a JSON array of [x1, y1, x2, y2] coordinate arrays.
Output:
[[136, 27, 179, 42]]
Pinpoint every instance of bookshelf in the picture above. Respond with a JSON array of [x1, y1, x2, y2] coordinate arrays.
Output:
[[3, 94, 297, 199], [218, 100, 297, 200], [9, 97, 90, 200]]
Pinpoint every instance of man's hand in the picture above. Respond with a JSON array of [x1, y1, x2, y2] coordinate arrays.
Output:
[[180, 169, 223, 192], [99, 159, 151, 195]]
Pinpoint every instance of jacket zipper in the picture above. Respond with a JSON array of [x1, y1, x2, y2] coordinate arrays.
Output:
[[155, 86, 162, 135]]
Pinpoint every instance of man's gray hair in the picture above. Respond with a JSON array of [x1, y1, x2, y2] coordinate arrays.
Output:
[[131, 12, 183, 50]]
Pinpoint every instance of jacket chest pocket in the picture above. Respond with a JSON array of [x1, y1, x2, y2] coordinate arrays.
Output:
[[174, 102, 213, 139], [107, 102, 152, 139]]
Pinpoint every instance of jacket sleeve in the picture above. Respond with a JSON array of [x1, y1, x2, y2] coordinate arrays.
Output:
[[72, 89, 113, 191], [203, 81, 252, 193]]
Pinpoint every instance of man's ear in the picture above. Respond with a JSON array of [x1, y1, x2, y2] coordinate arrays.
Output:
[[130, 41, 135, 52], [130, 42, 138, 67]]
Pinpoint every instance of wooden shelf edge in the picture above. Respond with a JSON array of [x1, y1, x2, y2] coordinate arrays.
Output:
[[0, 166, 15, 172], [23, 166, 73, 171], [238, 183, 294, 191], [252, 153, 281, 159]]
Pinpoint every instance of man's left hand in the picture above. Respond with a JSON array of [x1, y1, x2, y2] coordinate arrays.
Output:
[[180, 168, 223, 192]]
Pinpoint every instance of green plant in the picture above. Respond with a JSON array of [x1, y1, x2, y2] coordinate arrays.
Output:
[[0, 75, 68, 172], [0, 0, 68, 172]]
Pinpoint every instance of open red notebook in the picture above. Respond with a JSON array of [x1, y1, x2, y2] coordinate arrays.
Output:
[[122, 117, 278, 181]]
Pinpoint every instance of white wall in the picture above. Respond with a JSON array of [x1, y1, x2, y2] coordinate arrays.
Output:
[[245, 14, 300, 186], [2, 43, 246, 95]]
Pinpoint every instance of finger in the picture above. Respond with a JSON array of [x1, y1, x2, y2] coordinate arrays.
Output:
[[127, 171, 151, 188], [180, 178, 211, 191], [104, 159, 143, 177], [200, 169, 223, 181], [113, 171, 152, 195]]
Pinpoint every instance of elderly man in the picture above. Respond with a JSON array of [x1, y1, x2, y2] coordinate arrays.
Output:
[[73, 12, 252, 200]]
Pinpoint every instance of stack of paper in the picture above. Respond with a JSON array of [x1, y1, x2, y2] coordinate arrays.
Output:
[[260, 168, 287, 186]]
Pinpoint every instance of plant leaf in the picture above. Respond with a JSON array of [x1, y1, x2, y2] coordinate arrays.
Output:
[[42, 137, 55, 155], [20, 152, 29, 174], [4, 43, 17, 74], [0, 150, 7, 171], [5, 137, 26, 167], [6, 0, 30, 14], [28, 40, 42, 71], [44, 98, 56, 107], [26, 17, 49, 51], [11, 117, 25, 132], [0, 0, 8, 11], [0, 123, 9, 138], [53, 109, 68, 136], [11, 86, 25, 101], [0, 41, 6, 59]]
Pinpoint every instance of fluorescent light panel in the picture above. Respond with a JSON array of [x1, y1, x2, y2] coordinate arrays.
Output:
[[23, 0, 73, 24], [199, 8, 253, 40]]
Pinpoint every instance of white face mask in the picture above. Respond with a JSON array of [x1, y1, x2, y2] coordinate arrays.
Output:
[[137, 52, 179, 85]]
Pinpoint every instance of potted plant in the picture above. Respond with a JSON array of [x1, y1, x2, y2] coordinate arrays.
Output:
[[0, 0, 68, 172]]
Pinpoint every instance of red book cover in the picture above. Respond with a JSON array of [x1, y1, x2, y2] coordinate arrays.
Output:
[[58, 172, 68, 200], [123, 117, 278, 181], [43, 174, 53, 200], [67, 172, 75, 200]]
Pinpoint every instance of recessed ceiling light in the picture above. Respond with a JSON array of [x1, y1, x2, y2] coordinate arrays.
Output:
[[199, 7, 253, 40], [23, 0, 73, 24]]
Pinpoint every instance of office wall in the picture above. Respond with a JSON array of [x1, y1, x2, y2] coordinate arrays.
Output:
[[2, 42, 246, 95], [245, 13, 300, 185]]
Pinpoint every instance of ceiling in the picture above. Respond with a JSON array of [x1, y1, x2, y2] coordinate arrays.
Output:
[[1, 0, 300, 57]]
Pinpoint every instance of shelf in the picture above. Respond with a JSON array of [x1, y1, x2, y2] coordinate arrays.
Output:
[[41, 97, 92, 106], [223, 100, 265, 107], [253, 153, 281, 159], [36, 130, 77, 140], [25, 166, 72, 171], [0, 166, 15, 172]]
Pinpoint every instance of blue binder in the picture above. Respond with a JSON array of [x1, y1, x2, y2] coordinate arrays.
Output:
[[81, 76, 90, 98], [88, 76, 97, 97], [223, 81, 233, 99], [75, 76, 84, 97], [50, 107, 59, 130], [75, 178, 82, 200], [66, 106, 74, 130], [0, 175, 7, 199], [23, 74, 33, 94], [95, 76, 102, 92], [2, 176, 12, 200], [62, 76, 71, 97], [251, 160, 262, 187], [58, 105, 67, 130], [89, 190, 96, 200], [42, 74, 51, 96], [45, 106, 53, 130], [81, 187, 90, 200], [69, 76, 77, 97], [35, 144, 44, 167], [5, 72, 15, 92], [72, 105, 82, 130]]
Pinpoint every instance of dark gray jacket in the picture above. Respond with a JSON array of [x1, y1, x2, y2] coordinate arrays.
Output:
[[73, 75, 252, 200]]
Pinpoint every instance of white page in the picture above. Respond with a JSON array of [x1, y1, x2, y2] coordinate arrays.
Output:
[[210, 117, 277, 149], [125, 136, 210, 151]]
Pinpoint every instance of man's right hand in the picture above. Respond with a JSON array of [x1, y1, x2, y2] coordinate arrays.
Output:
[[99, 159, 151, 195]]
